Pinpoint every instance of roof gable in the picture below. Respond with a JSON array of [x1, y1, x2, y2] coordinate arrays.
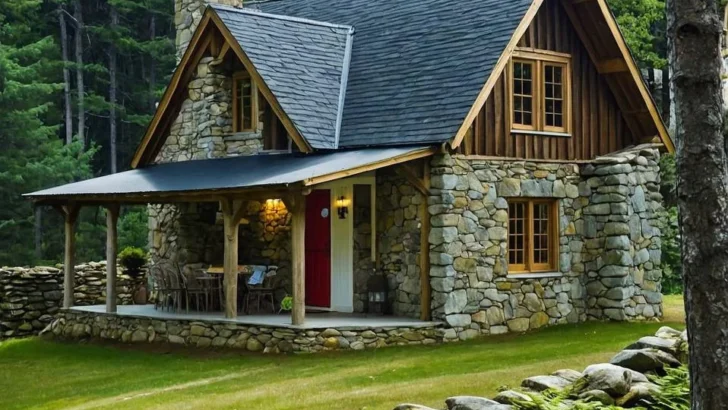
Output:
[[212, 5, 353, 149]]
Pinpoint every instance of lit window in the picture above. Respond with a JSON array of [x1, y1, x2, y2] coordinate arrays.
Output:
[[507, 199, 558, 273]]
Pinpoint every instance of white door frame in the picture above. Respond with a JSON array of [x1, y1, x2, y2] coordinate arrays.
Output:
[[313, 173, 376, 313]]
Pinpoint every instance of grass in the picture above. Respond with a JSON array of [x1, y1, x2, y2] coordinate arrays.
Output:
[[0, 297, 685, 410]]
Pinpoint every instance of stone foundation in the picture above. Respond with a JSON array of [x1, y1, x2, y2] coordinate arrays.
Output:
[[0, 262, 145, 339], [49, 310, 443, 353]]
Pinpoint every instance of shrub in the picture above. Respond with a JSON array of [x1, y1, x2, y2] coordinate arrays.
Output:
[[280, 296, 293, 311], [118, 246, 147, 277]]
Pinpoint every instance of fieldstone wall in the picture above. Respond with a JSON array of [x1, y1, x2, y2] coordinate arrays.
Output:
[[582, 147, 664, 320], [0, 262, 145, 339], [49, 310, 443, 353], [427, 145, 664, 341], [377, 170, 424, 318], [353, 186, 375, 313]]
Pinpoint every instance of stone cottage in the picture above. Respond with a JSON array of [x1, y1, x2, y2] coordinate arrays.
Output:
[[28, 0, 669, 348]]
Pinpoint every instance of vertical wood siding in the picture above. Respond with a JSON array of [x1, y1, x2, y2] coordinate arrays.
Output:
[[458, 0, 635, 160]]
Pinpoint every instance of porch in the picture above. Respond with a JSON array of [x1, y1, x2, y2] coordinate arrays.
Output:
[[70, 304, 439, 330], [26, 147, 436, 330]]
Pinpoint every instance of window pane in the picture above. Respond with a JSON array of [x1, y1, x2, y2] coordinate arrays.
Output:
[[513, 61, 534, 127], [544, 65, 565, 128], [533, 203, 551, 265], [236, 77, 253, 131], [508, 202, 526, 267]]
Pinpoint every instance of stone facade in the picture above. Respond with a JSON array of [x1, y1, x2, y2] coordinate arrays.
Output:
[[49, 310, 443, 353], [427, 145, 664, 341], [377, 170, 425, 318], [0, 262, 145, 339]]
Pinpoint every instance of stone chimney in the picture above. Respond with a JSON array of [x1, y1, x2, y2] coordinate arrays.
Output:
[[175, 0, 244, 60]]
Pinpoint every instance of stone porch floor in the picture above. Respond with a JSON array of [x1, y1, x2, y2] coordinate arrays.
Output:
[[70, 305, 441, 330]]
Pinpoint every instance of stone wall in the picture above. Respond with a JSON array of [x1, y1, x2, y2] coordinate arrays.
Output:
[[377, 170, 424, 318], [582, 147, 664, 320], [427, 145, 664, 341], [353, 185, 375, 313], [49, 310, 443, 353], [175, 0, 243, 60], [0, 262, 145, 339]]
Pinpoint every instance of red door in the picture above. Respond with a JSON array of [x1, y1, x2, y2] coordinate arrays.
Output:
[[305, 190, 331, 308]]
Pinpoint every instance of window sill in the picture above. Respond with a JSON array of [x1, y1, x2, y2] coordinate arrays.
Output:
[[510, 130, 571, 138], [506, 272, 563, 279]]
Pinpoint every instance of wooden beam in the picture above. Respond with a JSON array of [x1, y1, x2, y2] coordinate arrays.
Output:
[[220, 198, 246, 319], [597, 58, 628, 74], [451, 0, 545, 149], [55, 204, 80, 309], [395, 162, 430, 197], [285, 193, 307, 326], [304, 147, 438, 187], [419, 160, 432, 321], [105, 204, 120, 313]]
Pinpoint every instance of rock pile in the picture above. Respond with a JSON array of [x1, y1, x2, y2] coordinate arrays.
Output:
[[394, 325, 687, 409], [0, 262, 145, 339]]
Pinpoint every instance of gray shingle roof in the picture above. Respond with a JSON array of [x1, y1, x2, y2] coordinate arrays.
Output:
[[239, 0, 534, 148], [212, 5, 353, 149]]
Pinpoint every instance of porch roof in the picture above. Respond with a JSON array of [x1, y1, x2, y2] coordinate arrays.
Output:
[[25, 146, 435, 204]]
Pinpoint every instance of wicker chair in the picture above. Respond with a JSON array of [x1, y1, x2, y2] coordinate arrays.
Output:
[[150, 260, 184, 312], [243, 269, 277, 314]]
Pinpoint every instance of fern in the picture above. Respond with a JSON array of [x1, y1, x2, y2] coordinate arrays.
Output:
[[642, 366, 690, 410]]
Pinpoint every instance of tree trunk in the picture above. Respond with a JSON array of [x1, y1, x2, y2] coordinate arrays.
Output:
[[58, 5, 73, 145], [149, 14, 157, 111], [73, 0, 85, 149], [661, 66, 671, 123], [109, 6, 118, 174], [34, 207, 42, 261], [669, 1, 728, 409]]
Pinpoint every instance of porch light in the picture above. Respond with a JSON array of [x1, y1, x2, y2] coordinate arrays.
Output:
[[336, 196, 349, 219]]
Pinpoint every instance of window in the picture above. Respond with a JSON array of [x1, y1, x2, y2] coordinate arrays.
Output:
[[233, 72, 257, 132], [510, 49, 571, 134], [507, 199, 559, 273], [260, 95, 290, 151]]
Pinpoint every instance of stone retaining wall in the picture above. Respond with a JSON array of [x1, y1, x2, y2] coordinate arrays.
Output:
[[49, 310, 443, 353], [0, 262, 145, 339]]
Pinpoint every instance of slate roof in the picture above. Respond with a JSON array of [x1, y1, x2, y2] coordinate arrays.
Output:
[[230, 0, 534, 148], [26, 147, 432, 199], [213, 5, 353, 149]]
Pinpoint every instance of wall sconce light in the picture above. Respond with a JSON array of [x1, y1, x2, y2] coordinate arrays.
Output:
[[336, 196, 349, 219]]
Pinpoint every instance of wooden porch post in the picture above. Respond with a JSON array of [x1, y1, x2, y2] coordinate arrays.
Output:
[[105, 204, 120, 313], [57, 204, 80, 309], [286, 193, 306, 326], [221, 198, 246, 319], [419, 161, 432, 321]]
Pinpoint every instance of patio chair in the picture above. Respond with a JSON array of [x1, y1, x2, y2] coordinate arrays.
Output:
[[150, 261, 184, 312], [243, 268, 277, 314], [180, 266, 210, 312]]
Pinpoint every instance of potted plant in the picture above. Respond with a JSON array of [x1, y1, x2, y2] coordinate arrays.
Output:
[[118, 247, 148, 304], [279, 295, 293, 314]]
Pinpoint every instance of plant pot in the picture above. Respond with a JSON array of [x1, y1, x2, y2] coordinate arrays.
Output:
[[133, 283, 148, 305]]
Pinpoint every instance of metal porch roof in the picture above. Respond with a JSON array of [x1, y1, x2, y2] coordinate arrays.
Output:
[[25, 147, 434, 202]]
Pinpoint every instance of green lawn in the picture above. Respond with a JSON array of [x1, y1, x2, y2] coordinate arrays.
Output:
[[0, 298, 685, 410]]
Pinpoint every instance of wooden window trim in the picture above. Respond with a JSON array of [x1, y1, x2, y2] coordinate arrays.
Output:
[[232, 71, 258, 133], [508, 49, 572, 135], [507, 198, 560, 274]]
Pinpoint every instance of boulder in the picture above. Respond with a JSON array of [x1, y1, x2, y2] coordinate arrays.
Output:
[[578, 389, 615, 405], [627, 336, 678, 355], [551, 369, 583, 383], [521, 375, 572, 392], [493, 390, 532, 405], [610, 348, 681, 373], [655, 326, 682, 339], [582, 364, 632, 397], [393, 405, 438, 410], [616, 382, 660, 407], [446, 396, 512, 410]]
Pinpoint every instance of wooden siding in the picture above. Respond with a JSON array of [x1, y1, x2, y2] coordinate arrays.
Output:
[[457, 0, 635, 160]]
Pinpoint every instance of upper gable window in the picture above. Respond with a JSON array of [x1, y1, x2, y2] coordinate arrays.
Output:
[[233, 72, 257, 132], [510, 49, 571, 135]]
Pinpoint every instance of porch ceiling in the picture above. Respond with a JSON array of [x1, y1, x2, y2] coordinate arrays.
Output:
[[25, 146, 435, 205]]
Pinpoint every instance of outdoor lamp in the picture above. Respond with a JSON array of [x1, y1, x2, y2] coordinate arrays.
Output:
[[336, 196, 349, 219]]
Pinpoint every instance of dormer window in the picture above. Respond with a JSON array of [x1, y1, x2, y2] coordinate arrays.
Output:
[[510, 49, 571, 135], [233, 72, 257, 132]]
